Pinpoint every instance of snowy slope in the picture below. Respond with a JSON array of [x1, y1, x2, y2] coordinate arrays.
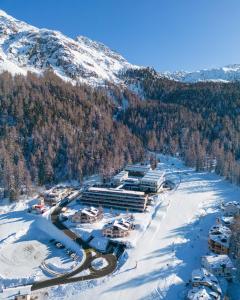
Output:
[[162, 64, 240, 83], [0, 10, 136, 86], [48, 156, 240, 300]]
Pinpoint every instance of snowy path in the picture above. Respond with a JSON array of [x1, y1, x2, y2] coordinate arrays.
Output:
[[50, 158, 240, 300]]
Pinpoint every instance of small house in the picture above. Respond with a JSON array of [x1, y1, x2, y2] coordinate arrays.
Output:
[[28, 204, 47, 214], [44, 187, 70, 206], [222, 201, 240, 217], [201, 254, 235, 279], [187, 286, 220, 300], [191, 268, 221, 295], [71, 206, 103, 223], [221, 216, 235, 227], [102, 218, 134, 238], [208, 224, 231, 254]]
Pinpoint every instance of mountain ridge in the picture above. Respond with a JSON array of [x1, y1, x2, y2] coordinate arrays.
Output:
[[0, 9, 136, 86], [0, 9, 240, 86]]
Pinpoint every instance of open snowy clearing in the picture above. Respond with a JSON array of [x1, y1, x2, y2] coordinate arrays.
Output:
[[48, 155, 240, 300], [0, 197, 84, 292], [0, 240, 48, 279]]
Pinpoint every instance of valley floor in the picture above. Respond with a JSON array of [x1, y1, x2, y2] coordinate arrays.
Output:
[[49, 156, 240, 300], [1, 156, 240, 299]]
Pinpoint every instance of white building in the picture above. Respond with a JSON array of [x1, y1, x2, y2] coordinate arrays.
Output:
[[125, 163, 151, 177], [202, 254, 235, 279], [139, 170, 165, 193], [112, 170, 128, 186], [43, 187, 71, 206], [221, 201, 240, 217], [187, 286, 220, 300], [81, 187, 148, 212]]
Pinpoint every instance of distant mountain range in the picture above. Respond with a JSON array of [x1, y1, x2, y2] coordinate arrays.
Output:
[[1, 9, 240, 86], [162, 64, 240, 83]]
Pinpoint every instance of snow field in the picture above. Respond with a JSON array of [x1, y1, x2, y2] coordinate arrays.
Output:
[[0, 240, 48, 279], [0, 202, 85, 290]]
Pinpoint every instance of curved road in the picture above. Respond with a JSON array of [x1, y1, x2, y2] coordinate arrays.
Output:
[[31, 200, 117, 291]]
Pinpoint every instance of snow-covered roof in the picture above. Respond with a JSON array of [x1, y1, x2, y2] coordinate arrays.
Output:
[[222, 201, 240, 210], [208, 224, 231, 247], [191, 268, 221, 295], [46, 187, 69, 197], [140, 170, 165, 184], [89, 237, 109, 252], [221, 216, 235, 226], [113, 170, 128, 181], [202, 254, 234, 270], [112, 218, 132, 231], [124, 177, 140, 183], [192, 268, 214, 283], [187, 286, 220, 300], [80, 206, 99, 217], [223, 201, 240, 208], [87, 186, 145, 196], [125, 164, 151, 173], [105, 218, 133, 231]]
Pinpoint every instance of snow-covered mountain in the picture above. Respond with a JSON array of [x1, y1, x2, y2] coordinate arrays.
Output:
[[1, 9, 240, 86], [162, 64, 240, 83], [0, 9, 136, 85]]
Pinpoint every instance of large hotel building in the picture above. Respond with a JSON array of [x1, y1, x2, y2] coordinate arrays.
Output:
[[80, 187, 148, 212]]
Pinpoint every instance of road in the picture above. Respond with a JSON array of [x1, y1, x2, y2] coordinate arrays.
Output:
[[31, 199, 117, 291]]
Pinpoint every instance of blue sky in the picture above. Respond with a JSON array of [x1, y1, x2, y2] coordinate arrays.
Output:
[[1, 0, 240, 71]]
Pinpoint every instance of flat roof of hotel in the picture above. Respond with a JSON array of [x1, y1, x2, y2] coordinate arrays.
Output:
[[125, 164, 151, 172], [113, 170, 128, 179], [87, 186, 146, 196], [141, 170, 165, 182]]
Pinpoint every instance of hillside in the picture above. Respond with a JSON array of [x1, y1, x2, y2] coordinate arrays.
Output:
[[0, 11, 240, 198], [120, 68, 240, 184], [0, 72, 144, 199]]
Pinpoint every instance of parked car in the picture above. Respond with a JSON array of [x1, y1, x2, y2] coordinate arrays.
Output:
[[70, 252, 77, 259], [55, 242, 65, 249]]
